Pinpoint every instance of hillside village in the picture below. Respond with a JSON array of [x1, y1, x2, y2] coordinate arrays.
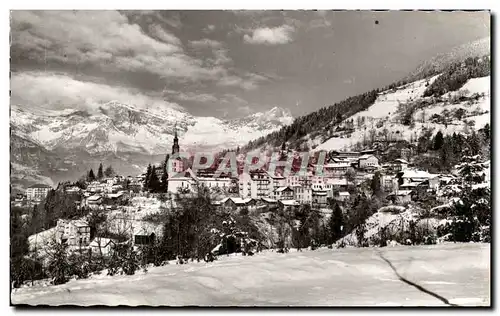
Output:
[[10, 56, 491, 289]]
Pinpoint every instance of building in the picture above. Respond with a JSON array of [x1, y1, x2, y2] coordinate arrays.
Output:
[[358, 154, 379, 170], [218, 197, 256, 211], [86, 195, 103, 209], [168, 169, 198, 194], [323, 162, 352, 177], [133, 222, 162, 247], [278, 199, 300, 212], [393, 159, 409, 172], [381, 175, 397, 192], [335, 191, 350, 202], [272, 186, 294, 201], [293, 186, 312, 205], [387, 190, 413, 204], [26, 184, 51, 201], [312, 189, 329, 209], [238, 169, 271, 199], [197, 176, 232, 190], [56, 219, 91, 247]]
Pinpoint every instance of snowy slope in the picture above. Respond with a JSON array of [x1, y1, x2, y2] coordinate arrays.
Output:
[[313, 75, 490, 152], [11, 243, 490, 306]]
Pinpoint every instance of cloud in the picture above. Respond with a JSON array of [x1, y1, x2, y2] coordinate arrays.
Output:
[[10, 71, 183, 113], [165, 90, 219, 103], [243, 25, 295, 45], [148, 24, 183, 46], [189, 38, 223, 49], [10, 11, 224, 82], [203, 24, 216, 33]]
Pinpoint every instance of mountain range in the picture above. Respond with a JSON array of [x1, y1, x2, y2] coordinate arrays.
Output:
[[10, 103, 293, 191]]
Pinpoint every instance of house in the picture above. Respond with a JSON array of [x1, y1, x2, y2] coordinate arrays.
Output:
[[358, 155, 379, 170], [56, 219, 91, 247], [218, 197, 257, 211], [323, 162, 352, 177], [278, 199, 300, 212], [133, 222, 162, 247], [293, 186, 312, 205], [238, 169, 271, 199], [387, 190, 413, 204], [26, 184, 51, 201], [260, 197, 278, 207], [393, 159, 409, 172], [335, 191, 350, 202], [65, 186, 81, 194], [89, 237, 118, 256], [268, 172, 287, 191], [312, 189, 329, 209], [396, 169, 436, 190], [107, 191, 125, 202], [86, 195, 103, 209], [381, 175, 397, 192], [273, 186, 294, 201]]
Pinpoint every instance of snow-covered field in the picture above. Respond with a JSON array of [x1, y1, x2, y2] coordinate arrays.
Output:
[[11, 243, 490, 306]]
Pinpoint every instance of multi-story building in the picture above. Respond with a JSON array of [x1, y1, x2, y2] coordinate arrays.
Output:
[[358, 154, 379, 170], [238, 169, 271, 199], [25, 184, 51, 201], [56, 219, 91, 247], [293, 186, 312, 205], [272, 186, 294, 201]]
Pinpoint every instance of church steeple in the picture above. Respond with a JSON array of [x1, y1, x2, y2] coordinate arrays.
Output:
[[172, 124, 180, 155]]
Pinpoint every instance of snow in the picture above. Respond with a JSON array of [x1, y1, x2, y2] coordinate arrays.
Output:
[[313, 75, 490, 152], [11, 243, 490, 306]]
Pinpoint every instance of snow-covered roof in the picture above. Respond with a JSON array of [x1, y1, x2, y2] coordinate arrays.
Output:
[[326, 178, 348, 186], [400, 169, 434, 179], [87, 195, 102, 201], [324, 163, 350, 168], [279, 200, 300, 206], [72, 220, 89, 227], [359, 154, 377, 160], [338, 191, 350, 196], [275, 186, 292, 192], [312, 190, 328, 196], [391, 190, 413, 196], [107, 192, 124, 199], [27, 184, 52, 189], [399, 182, 420, 188], [394, 158, 409, 164], [261, 197, 278, 203]]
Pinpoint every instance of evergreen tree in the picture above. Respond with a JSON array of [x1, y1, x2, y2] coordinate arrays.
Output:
[[433, 131, 444, 150], [104, 165, 114, 177], [97, 163, 104, 179], [148, 165, 160, 193], [161, 155, 169, 193], [328, 202, 344, 244], [144, 164, 152, 190], [88, 169, 96, 182], [370, 171, 382, 196]]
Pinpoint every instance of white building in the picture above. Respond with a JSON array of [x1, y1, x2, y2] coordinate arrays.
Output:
[[293, 186, 312, 205], [168, 169, 198, 194], [238, 170, 271, 199], [358, 155, 379, 170], [55, 219, 91, 247], [272, 186, 294, 201], [26, 184, 51, 201]]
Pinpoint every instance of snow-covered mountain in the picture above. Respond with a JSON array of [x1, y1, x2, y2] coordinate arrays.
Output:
[[10, 103, 293, 190]]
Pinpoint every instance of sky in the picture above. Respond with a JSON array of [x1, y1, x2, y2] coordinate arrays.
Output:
[[10, 10, 490, 119]]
